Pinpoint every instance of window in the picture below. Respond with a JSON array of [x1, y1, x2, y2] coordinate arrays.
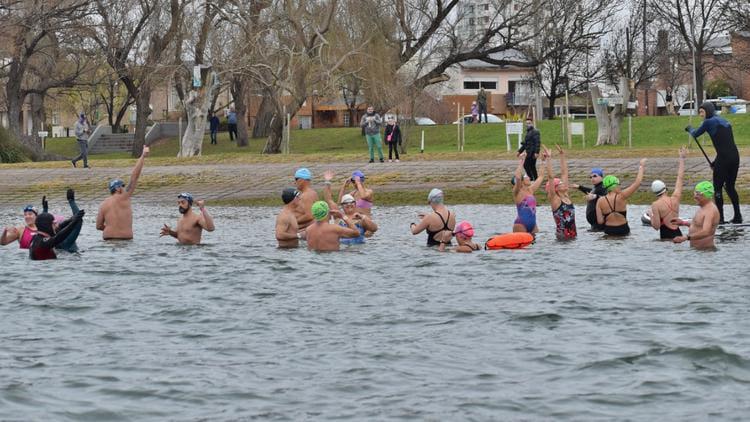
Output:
[[483, 4, 489, 11], [343, 113, 350, 127], [463, 81, 480, 90], [483, 16, 490, 24], [469, 18, 475, 26], [51, 111, 60, 125], [480, 81, 497, 90], [464, 81, 497, 90]]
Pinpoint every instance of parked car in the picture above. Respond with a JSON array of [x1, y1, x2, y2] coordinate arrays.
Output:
[[678, 99, 724, 116], [414, 117, 437, 125], [452, 114, 504, 124]]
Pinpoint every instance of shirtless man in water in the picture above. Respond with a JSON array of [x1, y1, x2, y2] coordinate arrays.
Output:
[[305, 201, 361, 251], [160, 193, 215, 245], [293, 168, 318, 230], [96, 146, 149, 239], [672, 181, 720, 249], [276, 188, 301, 248]]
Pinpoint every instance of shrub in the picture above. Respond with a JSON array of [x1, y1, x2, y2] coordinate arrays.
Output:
[[0, 127, 32, 163], [705, 79, 732, 99]]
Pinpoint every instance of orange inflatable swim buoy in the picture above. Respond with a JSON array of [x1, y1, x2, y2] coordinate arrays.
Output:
[[485, 232, 534, 250]]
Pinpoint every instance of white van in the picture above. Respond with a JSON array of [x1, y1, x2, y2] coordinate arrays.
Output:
[[678, 100, 723, 116]]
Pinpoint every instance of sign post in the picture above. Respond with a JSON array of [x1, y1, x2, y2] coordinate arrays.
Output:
[[505, 122, 523, 152], [569, 123, 585, 148], [38, 131, 49, 150]]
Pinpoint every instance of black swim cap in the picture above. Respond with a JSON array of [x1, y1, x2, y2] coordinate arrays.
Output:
[[699, 101, 715, 118], [282, 187, 300, 204], [35, 212, 55, 235]]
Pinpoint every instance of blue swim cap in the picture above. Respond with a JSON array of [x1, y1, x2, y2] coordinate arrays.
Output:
[[591, 168, 604, 177], [351, 170, 365, 181], [109, 179, 125, 193], [294, 168, 312, 180], [23, 205, 38, 215], [177, 192, 194, 205]]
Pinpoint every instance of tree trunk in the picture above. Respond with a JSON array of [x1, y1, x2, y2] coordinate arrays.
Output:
[[5, 72, 24, 141], [591, 78, 629, 145], [179, 73, 219, 157], [132, 85, 151, 156], [591, 86, 611, 145], [694, 53, 704, 104], [262, 115, 284, 154], [252, 94, 275, 138], [232, 76, 249, 147]]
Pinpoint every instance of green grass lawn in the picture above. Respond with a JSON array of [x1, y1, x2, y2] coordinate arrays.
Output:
[[35, 113, 750, 165]]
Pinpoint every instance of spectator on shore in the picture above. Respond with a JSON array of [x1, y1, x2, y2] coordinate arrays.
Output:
[[384, 117, 401, 162], [227, 108, 238, 142], [476, 88, 488, 123], [360, 106, 384, 163], [209, 112, 220, 145], [72, 113, 91, 168]]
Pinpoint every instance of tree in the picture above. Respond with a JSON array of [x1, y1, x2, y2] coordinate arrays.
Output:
[[650, 0, 733, 104], [91, 0, 185, 156], [0, 0, 90, 153]]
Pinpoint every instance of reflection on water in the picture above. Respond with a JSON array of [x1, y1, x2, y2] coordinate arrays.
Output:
[[1, 204, 749, 420]]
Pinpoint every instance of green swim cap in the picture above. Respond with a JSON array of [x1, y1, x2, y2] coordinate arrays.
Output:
[[694, 181, 714, 199], [311, 200, 329, 221], [602, 175, 620, 191]]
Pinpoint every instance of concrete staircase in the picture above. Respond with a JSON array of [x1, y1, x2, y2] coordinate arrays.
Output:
[[89, 133, 135, 154]]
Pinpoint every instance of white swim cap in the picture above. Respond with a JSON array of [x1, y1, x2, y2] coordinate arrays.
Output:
[[428, 188, 444, 204], [651, 180, 667, 195], [340, 194, 356, 204]]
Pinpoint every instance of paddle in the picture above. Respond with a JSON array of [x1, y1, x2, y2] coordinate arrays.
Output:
[[685, 128, 713, 167]]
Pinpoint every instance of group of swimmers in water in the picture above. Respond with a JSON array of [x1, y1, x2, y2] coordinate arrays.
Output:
[[0, 136, 735, 259]]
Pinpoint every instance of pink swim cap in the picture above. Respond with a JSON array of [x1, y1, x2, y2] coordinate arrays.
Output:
[[53, 214, 66, 225], [453, 221, 475, 238], [545, 178, 561, 191]]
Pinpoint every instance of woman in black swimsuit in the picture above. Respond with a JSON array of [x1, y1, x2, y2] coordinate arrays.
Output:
[[410, 188, 456, 248], [596, 159, 646, 236]]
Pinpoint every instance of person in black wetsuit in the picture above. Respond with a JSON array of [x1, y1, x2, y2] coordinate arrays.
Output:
[[29, 210, 85, 260], [410, 188, 456, 249], [686, 101, 742, 224], [41, 188, 83, 253], [518, 117, 540, 180], [574, 167, 607, 231]]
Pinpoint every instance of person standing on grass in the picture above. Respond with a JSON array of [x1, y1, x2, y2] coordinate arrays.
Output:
[[71, 112, 91, 168], [209, 112, 220, 145], [477, 88, 488, 123], [384, 117, 401, 162], [360, 106, 384, 163], [227, 108, 238, 142], [517, 117, 540, 180]]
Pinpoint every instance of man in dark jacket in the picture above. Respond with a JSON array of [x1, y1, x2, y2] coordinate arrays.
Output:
[[209, 112, 220, 145], [686, 101, 742, 224], [517, 117, 540, 180]]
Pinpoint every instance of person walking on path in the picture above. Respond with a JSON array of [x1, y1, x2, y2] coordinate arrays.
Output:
[[686, 101, 742, 224], [209, 112, 220, 145], [384, 117, 401, 162], [476, 88, 488, 123], [72, 113, 91, 168], [360, 106, 384, 163], [227, 108, 238, 142], [517, 117, 540, 180]]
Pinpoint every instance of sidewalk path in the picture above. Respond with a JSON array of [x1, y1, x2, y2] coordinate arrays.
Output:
[[1, 157, 748, 206]]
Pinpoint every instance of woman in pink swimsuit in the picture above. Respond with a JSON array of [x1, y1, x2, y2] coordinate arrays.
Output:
[[1, 205, 38, 249], [339, 170, 374, 217]]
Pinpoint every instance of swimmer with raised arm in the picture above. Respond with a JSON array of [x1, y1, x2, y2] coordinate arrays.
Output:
[[672, 181, 720, 250], [160, 193, 215, 245], [512, 152, 545, 234], [323, 170, 377, 244], [338, 170, 374, 216], [29, 210, 85, 260], [1, 205, 38, 249], [96, 145, 149, 240], [542, 145, 576, 240], [650, 147, 687, 240], [42, 189, 84, 252], [596, 159, 646, 236]]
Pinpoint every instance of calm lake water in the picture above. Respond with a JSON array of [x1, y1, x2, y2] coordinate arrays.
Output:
[[1, 203, 749, 421]]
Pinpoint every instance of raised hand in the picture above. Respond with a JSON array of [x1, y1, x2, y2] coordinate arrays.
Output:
[[66, 188, 75, 202], [196, 200, 205, 208], [142, 146, 150, 157], [160, 224, 172, 237], [678, 146, 687, 159], [639, 158, 647, 167], [555, 144, 564, 155], [323, 170, 335, 182], [42, 195, 48, 213]]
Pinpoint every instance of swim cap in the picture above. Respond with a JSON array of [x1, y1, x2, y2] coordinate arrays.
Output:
[[109, 179, 125, 193], [453, 221, 475, 238], [545, 178, 561, 191], [294, 168, 312, 180], [651, 180, 667, 196], [35, 212, 55, 235], [695, 181, 714, 199], [602, 175, 620, 191], [23, 205, 38, 215], [510, 173, 528, 186], [351, 170, 365, 182], [281, 187, 300, 204], [428, 188, 444, 204], [591, 168, 604, 177], [177, 192, 194, 205], [340, 194, 356, 204], [311, 201, 329, 221]]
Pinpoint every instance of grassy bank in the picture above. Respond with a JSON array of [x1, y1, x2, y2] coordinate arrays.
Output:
[[28, 114, 750, 168]]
